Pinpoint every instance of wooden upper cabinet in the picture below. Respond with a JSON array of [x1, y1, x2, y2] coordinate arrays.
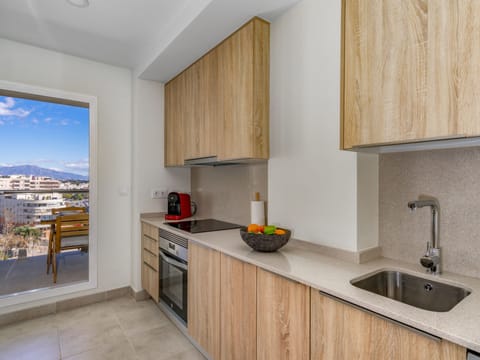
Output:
[[164, 17, 269, 166], [164, 72, 186, 166], [184, 52, 218, 161], [183, 62, 201, 161], [342, 0, 480, 149], [217, 18, 270, 161], [257, 268, 310, 360], [311, 289, 466, 360], [457, 0, 480, 137]]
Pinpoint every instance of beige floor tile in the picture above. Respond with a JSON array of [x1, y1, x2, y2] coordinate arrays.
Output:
[[112, 298, 170, 337], [130, 323, 196, 360], [0, 314, 57, 341], [0, 296, 205, 360], [57, 303, 126, 358], [164, 348, 206, 360], [55, 301, 117, 330], [0, 317, 60, 360], [62, 339, 137, 360]]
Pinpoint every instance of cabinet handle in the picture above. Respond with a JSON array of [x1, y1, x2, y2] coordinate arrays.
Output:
[[143, 234, 158, 242], [159, 251, 188, 271], [318, 290, 441, 342], [143, 248, 157, 257], [143, 262, 157, 272]]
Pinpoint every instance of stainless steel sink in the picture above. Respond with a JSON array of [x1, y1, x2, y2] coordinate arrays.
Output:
[[351, 270, 471, 312]]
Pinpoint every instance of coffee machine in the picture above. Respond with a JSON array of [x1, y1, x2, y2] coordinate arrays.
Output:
[[165, 192, 192, 220]]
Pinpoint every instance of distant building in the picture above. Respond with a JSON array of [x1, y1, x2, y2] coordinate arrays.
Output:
[[0, 175, 89, 229], [0, 193, 65, 227], [59, 181, 89, 190], [0, 175, 62, 190]]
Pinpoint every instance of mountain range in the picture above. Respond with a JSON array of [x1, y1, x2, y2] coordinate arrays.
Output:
[[0, 165, 88, 181]]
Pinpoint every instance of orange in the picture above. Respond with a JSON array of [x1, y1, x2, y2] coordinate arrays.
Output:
[[274, 229, 286, 235], [247, 224, 259, 233]]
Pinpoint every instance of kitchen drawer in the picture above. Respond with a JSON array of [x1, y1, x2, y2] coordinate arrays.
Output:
[[142, 262, 159, 302], [143, 235, 158, 254], [142, 222, 159, 241], [143, 248, 158, 271]]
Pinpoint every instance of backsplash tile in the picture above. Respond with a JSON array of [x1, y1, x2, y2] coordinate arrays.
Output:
[[379, 147, 480, 278], [191, 163, 268, 226]]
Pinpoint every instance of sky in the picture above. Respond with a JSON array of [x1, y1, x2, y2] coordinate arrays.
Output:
[[0, 96, 89, 176]]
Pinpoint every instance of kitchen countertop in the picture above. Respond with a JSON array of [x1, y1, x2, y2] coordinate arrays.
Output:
[[142, 214, 480, 352]]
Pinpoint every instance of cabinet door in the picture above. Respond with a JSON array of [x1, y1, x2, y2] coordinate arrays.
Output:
[[217, 18, 269, 161], [184, 50, 218, 160], [220, 254, 256, 360], [141, 263, 159, 302], [165, 73, 186, 166], [188, 242, 220, 360], [183, 62, 201, 161], [257, 268, 310, 360], [311, 290, 466, 360], [458, 0, 480, 137], [342, 0, 459, 149]]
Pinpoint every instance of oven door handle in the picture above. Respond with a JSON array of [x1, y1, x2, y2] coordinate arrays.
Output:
[[159, 250, 188, 271]]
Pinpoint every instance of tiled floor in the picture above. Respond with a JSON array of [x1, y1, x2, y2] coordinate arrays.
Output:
[[0, 296, 205, 360]]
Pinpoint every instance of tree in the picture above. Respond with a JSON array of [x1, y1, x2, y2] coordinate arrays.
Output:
[[0, 209, 16, 259], [13, 225, 41, 256]]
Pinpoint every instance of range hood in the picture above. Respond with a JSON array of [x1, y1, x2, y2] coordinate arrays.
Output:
[[350, 136, 480, 154], [183, 156, 267, 167]]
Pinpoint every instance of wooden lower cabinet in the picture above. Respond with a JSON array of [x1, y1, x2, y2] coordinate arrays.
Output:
[[257, 268, 310, 360], [141, 262, 158, 302], [310, 289, 466, 360], [188, 242, 221, 360], [141, 222, 159, 302], [186, 243, 467, 360], [220, 254, 257, 360]]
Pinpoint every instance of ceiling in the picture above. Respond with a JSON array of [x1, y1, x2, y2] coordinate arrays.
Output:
[[0, 0, 300, 82]]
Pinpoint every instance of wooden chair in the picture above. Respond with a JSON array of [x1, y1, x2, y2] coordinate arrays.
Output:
[[52, 213, 89, 283], [51, 206, 87, 215], [47, 207, 86, 274]]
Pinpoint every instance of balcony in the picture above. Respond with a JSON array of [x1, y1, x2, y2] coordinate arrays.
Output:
[[0, 189, 89, 297], [0, 251, 88, 297]]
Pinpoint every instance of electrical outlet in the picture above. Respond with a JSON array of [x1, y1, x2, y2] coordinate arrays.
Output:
[[151, 189, 168, 199]]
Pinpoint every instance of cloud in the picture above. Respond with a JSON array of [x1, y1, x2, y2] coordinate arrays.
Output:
[[64, 159, 89, 170], [44, 117, 52, 123], [0, 97, 31, 117], [0, 120, 4, 125], [60, 119, 69, 126], [31, 118, 39, 124]]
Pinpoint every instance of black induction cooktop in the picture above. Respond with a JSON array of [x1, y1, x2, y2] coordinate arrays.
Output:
[[165, 219, 242, 233]]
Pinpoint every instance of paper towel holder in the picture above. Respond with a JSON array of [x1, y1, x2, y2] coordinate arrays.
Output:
[[251, 192, 265, 226]]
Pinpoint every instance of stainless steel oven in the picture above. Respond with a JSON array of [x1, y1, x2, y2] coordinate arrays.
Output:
[[158, 229, 188, 324]]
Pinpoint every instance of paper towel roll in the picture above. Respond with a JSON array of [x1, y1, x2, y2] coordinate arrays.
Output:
[[251, 200, 265, 225]]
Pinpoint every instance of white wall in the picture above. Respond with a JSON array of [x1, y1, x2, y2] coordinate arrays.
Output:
[[130, 78, 190, 291], [0, 38, 133, 307], [268, 0, 378, 251]]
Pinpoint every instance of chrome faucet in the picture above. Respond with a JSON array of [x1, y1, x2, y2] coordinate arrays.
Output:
[[407, 198, 441, 275]]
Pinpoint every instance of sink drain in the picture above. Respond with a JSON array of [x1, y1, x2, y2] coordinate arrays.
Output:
[[424, 283, 433, 292]]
